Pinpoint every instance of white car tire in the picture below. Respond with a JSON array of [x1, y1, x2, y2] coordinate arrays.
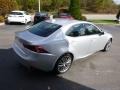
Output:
[[102, 39, 112, 52]]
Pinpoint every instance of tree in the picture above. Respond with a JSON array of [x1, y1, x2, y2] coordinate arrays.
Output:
[[0, 0, 18, 16], [94, 0, 117, 13], [69, 0, 82, 20], [16, 0, 36, 11], [16, 0, 52, 12], [80, 0, 117, 13]]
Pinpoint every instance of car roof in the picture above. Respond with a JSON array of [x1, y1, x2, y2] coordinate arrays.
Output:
[[46, 18, 91, 26]]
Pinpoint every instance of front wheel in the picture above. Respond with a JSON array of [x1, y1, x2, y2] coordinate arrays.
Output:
[[54, 53, 73, 74], [102, 39, 112, 52]]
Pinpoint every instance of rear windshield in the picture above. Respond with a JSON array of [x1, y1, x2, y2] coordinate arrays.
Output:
[[35, 12, 48, 16], [29, 21, 61, 37], [10, 12, 23, 15]]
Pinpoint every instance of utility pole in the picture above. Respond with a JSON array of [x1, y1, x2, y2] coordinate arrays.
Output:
[[38, 0, 40, 12]]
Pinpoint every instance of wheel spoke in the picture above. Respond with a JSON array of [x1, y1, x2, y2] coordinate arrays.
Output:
[[66, 59, 71, 64], [106, 41, 111, 50], [57, 55, 72, 73]]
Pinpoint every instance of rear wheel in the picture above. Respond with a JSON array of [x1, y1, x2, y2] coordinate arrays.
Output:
[[102, 39, 112, 52], [5, 20, 9, 25], [54, 53, 73, 74]]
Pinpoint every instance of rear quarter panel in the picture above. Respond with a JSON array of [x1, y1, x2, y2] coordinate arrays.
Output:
[[42, 29, 69, 59]]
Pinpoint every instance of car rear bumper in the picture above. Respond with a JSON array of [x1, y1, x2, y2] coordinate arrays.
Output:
[[7, 17, 26, 23], [12, 42, 58, 71]]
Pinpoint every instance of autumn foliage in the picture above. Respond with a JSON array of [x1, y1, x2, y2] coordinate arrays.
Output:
[[0, 0, 18, 16]]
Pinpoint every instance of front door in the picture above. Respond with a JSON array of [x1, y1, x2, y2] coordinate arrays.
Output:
[[65, 24, 92, 59]]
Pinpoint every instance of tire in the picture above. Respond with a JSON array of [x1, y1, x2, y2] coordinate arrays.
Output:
[[54, 53, 73, 74], [102, 39, 112, 52]]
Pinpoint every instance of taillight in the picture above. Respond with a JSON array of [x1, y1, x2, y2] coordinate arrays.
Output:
[[23, 44, 48, 53]]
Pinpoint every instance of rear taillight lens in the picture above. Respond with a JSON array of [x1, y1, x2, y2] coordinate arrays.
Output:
[[23, 44, 48, 53]]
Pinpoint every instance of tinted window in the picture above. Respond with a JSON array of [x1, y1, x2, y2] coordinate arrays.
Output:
[[29, 21, 61, 37], [10, 12, 23, 15], [35, 12, 48, 16], [66, 24, 86, 37], [85, 24, 101, 35]]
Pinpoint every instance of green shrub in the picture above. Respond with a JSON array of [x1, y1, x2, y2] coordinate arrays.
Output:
[[81, 16, 87, 21], [0, 16, 4, 22], [69, 0, 82, 20]]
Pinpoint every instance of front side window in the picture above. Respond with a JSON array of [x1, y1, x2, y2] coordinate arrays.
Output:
[[29, 21, 61, 37], [66, 24, 86, 37], [85, 24, 101, 35]]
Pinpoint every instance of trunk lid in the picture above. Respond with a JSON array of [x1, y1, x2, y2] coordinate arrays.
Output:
[[15, 31, 46, 45]]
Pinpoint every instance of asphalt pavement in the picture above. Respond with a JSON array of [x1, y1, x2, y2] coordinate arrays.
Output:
[[0, 23, 120, 90]]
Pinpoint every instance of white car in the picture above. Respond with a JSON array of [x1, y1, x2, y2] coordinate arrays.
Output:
[[6, 11, 32, 24], [12, 19, 112, 74]]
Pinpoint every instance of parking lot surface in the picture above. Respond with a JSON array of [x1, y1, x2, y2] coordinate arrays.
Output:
[[0, 24, 120, 90]]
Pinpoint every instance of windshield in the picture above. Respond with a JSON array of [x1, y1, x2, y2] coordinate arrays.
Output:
[[29, 21, 61, 37], [10, 12, 23, 15]]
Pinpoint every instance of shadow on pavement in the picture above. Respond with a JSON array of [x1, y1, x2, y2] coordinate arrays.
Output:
[[6, 22, 25, 25], [0, 48, 95, 90], [6, 22, 32, 25]]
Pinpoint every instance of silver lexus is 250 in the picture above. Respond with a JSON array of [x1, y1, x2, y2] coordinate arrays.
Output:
[[12, 18, 112, 74]]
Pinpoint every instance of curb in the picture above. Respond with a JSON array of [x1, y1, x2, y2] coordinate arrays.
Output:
[[0, 23, 4, 26], [91, 22, 120, 26]]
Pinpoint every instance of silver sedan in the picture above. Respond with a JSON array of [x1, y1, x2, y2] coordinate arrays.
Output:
[[12, 19, 112, 74]]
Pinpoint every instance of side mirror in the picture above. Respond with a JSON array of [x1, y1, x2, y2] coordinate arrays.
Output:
[[99, 32, 104, 35]]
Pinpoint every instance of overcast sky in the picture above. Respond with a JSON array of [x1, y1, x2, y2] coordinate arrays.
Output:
[[113, 0, 120, 4]]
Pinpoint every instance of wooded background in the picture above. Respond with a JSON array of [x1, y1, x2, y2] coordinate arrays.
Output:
[[0, 0, 120, 21], [0, 0, 119, 14]]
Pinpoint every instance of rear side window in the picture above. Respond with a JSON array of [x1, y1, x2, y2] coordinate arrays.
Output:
[[29, 21, 61, 37]]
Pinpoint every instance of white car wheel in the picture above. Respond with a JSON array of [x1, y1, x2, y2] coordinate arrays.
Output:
[[102, 39, 112, 52]]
